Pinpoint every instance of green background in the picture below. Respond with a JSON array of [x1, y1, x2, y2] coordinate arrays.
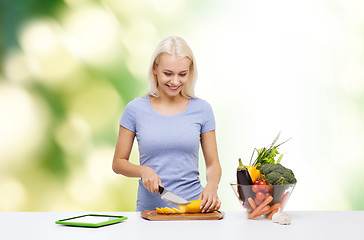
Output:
[[1, 0, 364, 211]]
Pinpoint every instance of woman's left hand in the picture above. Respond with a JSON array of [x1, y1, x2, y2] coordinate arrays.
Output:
[[198, 183, 221, 213]]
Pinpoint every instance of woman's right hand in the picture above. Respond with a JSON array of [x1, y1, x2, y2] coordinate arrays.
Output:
[[140, 166, 162, 193]]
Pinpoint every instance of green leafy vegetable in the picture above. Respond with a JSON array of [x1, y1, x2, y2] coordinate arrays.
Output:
[[249, 132, 291, 170]]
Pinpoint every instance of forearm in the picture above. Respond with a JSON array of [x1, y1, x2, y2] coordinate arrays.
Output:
[[113, 126, 145, 178], [112, 157, 144, 178], [201, 130, 221, 189], [205, 161, 222, 188]]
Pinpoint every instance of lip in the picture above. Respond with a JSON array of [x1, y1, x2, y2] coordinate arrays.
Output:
[[166, 84, 180, 91]]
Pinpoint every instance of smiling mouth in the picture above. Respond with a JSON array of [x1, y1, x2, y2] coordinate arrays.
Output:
[[166, 84, 180, 90]]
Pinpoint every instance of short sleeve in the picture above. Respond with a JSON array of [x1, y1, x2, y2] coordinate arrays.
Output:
[[119, 101, 136, 132], [201, 101, 215, 133]]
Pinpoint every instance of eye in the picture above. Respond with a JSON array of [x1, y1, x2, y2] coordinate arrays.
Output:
[[179, 73, 187, 77], [164, 72, 172, 76]]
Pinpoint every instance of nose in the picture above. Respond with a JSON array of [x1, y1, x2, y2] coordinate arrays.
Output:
[[170, 75, 179, 85]]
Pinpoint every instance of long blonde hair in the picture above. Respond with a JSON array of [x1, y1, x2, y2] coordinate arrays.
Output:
[[147, 36, 198, 99]]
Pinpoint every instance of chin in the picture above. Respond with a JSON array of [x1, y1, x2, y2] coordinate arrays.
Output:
[[167, 92, 182, 97]]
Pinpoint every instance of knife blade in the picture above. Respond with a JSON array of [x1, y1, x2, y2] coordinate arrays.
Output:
[[159, 186, 190, 205]]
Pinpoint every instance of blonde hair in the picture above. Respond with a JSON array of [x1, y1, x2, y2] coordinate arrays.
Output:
[[147, 36, 198, 99]]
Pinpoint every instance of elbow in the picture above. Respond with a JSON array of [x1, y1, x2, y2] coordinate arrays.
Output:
[[112, 158, 121, 174]]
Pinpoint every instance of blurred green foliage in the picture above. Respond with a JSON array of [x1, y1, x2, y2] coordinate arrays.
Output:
[[1, 0, 364, 212], [0, 0, 219, 212], [0, 0, 65, 59], [0, 0, 205, 211]]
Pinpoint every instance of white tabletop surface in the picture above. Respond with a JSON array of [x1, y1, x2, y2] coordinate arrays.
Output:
[[1, 211, 363, 240]]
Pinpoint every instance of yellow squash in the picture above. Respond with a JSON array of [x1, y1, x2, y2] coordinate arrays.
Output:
[[156, 207, 164, 214], [156, 200, 221, 214], [161, 207, 174, 214], [178, 199, 220, 213]]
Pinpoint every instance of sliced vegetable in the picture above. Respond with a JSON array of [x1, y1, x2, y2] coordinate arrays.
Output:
[[156, 207, 164, 214], [156, 200, 220, 214], [172, 207, 183, 214], [162, 207, 174, 214]]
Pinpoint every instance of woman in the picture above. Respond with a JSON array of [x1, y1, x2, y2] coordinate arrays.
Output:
[[112, 36, 221, 212]]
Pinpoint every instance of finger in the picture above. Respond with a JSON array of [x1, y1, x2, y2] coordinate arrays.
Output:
[[207, 197, 217, 212], [153, 181, 160, 193], [142, 179, 149, 192], [215, 198, 221, 210], [200, 194, 207, 211], [144, 179, 154, 193], [201, 196, 212, 213], [157, 179, 163, 193], [146, 182, 153, 193]]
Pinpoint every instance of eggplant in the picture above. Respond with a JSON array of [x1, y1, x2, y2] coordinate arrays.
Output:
[[236, 158, 253, 203]]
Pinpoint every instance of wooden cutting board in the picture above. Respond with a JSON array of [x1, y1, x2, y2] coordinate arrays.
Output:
[[140, 210, 224, 221]]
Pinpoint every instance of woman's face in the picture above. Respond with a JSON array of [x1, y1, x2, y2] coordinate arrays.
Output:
[[153, 53, 191, 98]]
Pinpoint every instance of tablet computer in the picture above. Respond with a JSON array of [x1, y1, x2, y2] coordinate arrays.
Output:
[[56, 214, 127, 227]]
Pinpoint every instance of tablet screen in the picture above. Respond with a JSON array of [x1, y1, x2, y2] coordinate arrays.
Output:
[[61, 215, 120, 224]]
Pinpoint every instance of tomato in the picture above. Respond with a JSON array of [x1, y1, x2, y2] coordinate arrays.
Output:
[[260, 178, 268, 185], [254, 198, 262, 206], [258, 180, 266, 185], [256, 191, 265, 201], [254, 178, 268, 185], [252, 185, 260, 193], [257, 185, 265, 192], [260, 185, 270, 193], [264, 193, 271, 199], [253, 179, 260, 185], [254, 178, 272, 193]]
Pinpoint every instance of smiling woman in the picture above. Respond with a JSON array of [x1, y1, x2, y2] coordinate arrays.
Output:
[[112, 36, 222, 213]]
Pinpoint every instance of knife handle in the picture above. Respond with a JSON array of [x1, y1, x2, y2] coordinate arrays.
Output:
[[158, 186, 164, 194]]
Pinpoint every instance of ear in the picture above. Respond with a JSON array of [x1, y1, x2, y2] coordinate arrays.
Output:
[[152, 62, 157, 75]]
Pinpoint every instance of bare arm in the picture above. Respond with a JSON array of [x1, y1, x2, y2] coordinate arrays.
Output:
[[199, 130, 222, 212], [112, 125, 162, 193]]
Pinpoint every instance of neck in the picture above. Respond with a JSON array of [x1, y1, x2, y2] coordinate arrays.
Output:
[[153, 91, 187, 104]]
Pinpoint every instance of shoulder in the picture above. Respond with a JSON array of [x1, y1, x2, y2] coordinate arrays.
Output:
[[190, 98, 213, 110], [125, 96, 149, 109]]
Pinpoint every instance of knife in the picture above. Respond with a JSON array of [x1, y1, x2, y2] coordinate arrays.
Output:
[[159, 186, 190, 205]]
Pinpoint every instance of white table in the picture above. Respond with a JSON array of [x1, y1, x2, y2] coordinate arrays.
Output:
[[1, 211, 363, 239]]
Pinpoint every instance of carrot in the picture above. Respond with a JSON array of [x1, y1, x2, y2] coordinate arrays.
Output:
[[249, 205, 270, 218], [268, 209, 279, 219], [269, 203, 281, 213], [249, 196, 273, 219], [256, 207, 272, 217], [248, 197, 257, 210], [250, 202, 281, 219], [280, 192, 289, 207]]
